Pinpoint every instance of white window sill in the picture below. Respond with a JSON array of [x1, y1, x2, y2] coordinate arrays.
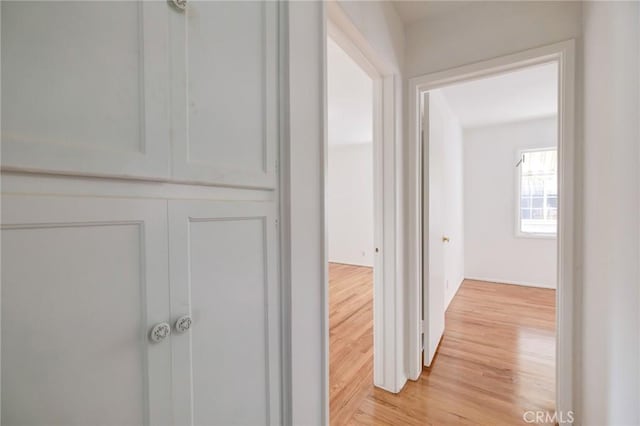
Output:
[[515, 232, 557, 240]]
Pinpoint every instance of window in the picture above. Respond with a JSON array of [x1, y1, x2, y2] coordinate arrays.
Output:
[[518, 148, 557, 236]]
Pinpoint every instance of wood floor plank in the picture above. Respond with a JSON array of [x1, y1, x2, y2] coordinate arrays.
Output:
[[329, 263, 556, 425]]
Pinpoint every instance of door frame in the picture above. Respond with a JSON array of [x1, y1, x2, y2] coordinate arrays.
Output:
[[407, 40, 576, 418], [326, 1, 402, 394]]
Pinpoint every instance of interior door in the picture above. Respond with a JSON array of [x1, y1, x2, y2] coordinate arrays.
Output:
[[423, 93, 446, 367], [168, 200, 281, 426], [169, 0, 278, 189], [1, 1, 171, 179], [1, 195, 172, 426]]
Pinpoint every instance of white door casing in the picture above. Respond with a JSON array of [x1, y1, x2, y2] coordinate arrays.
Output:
[[408, 40, 576, 420], [326, 1, 404, 394]]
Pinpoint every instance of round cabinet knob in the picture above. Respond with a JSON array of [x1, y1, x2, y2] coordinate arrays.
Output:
[[171, 0, 186, 11], [150, 322, 171, 343], [175, 315, 192, 334]]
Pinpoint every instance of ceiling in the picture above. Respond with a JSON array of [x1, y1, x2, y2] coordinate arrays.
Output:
[[438, 62, 558, 128], [392, 1, 470, 24], [327, 37, 373, 145]]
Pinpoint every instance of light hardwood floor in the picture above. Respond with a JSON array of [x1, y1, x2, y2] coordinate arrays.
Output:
[[329, 263, 556, 425]]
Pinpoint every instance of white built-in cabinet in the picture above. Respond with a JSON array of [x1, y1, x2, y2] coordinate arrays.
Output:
[[1, 0, 278, 188], [1, 1, 281, 425], [1, 196, 174, 426], [168, 201, 281, 426]]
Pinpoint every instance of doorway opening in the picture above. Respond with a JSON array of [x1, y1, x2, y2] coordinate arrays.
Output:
[[326, 34, 380, 425], [324, 4, 404, 421], [409, 41, 576, 421], [424, 62, 559, 414]]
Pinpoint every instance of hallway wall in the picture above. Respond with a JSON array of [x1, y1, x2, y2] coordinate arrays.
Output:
[[582, 2, 640, 424]]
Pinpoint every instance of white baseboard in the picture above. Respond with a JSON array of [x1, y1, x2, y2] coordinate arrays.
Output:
[[445, 277, 465, 310], [464, 276, 556, 289], [328, 260, 373, 268]]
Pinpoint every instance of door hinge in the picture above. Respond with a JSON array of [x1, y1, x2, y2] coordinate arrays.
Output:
[[420, 320, 425, 334]]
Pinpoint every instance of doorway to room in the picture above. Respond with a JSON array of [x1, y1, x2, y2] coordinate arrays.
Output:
[[326, 35, 378, 425], [408, 41, 576, 423], [422, 63, 559, 418]]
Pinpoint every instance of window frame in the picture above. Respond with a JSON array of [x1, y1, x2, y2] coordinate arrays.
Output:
[[515, 146, 558, 239]]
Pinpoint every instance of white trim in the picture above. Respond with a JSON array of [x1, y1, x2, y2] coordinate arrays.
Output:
[[464, 276, 556, 290], [514, 233, 557, 240], [407, 40, 576, 421], [326, 0, 403, 394], [0, 172, 275, 202], [282, 2, 328, 424]]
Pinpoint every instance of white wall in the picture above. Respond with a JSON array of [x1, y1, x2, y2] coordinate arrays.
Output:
[[327, 37, 373, 145], [582, 2, 640, 425], [328, 143, 374, 266], [405, 1, 582, 78], [327, 34, 374, 267], [464, 117, 557, 289]]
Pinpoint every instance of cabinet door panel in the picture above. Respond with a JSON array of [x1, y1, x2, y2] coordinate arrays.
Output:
[[170, 1, 278, 188], [1, 1, 170, 179], [1, 196, 172, 426], [169, 201, 280, 425]]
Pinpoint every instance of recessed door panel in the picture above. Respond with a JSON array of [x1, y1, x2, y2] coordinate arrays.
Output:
[[171, 1, 278, 188], [169, 201, 280, 425], [1, 1, 170, 178], [1, 196, 172, 426]]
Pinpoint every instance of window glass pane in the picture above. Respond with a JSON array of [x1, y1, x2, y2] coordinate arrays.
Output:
[[532, 197, 544, 209], [531, 208, 544, 219], [519, 148, 557, 235], [522, 149, 557, 175]]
